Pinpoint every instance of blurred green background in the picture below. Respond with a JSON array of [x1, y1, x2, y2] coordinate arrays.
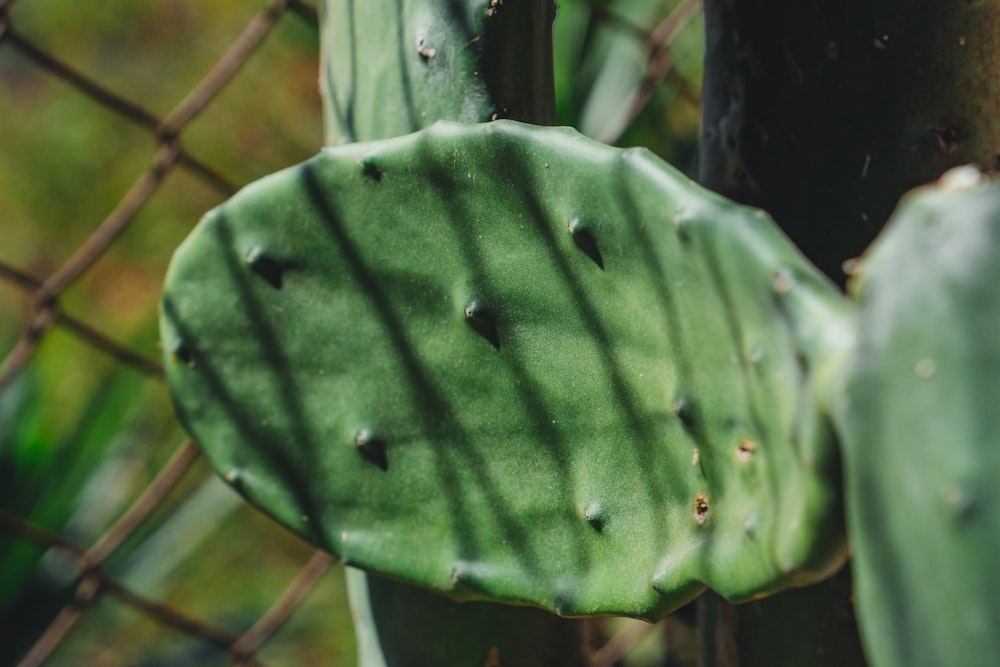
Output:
[[0, 1, 702, 664]]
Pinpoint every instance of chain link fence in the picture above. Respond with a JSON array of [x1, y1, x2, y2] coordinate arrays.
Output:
[[0, 1, 703, 664]]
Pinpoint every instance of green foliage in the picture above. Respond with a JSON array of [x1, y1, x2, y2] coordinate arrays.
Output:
[[837, 168, 1000, 667], [0, 348, 148, 659], [161, 120, 850, 619]]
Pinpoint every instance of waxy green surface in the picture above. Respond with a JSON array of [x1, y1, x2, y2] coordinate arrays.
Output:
[[161, 121, 850, 619], [321, 0, 555, 145], [838, 169, 1000, 667]]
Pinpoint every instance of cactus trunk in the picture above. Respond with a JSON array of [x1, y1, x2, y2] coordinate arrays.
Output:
[[700, 0, 1000, 283]]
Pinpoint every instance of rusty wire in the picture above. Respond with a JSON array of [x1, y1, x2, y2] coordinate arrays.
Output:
[[597, 0, 703, 144], [0, 260, 164, 378], [0, 0, 697, 664], [0, 2, 332, 665]]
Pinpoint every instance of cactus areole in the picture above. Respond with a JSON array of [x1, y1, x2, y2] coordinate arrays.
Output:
[[160, 121, 852, 619]]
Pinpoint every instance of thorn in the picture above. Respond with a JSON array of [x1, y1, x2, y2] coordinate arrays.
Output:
[[246, 246, 284, 289], [672, 395, 697, 428], [465, 301, 500, 350], [355, 429, 388, 471], [584, 502, 605, 532], [567, 218, 604, 269]]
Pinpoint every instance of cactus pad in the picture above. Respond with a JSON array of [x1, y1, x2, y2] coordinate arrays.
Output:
[[161, 121, 850, 618], [838, 168, 1000, 666]]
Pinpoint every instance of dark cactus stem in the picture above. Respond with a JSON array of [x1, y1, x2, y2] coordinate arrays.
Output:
[[698, 1, 1000, 665], [699, 0, 1000, 283], [319, 2, 586, 665]]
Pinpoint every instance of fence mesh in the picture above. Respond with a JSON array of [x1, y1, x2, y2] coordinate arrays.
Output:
[[0, 1, 702, 665]]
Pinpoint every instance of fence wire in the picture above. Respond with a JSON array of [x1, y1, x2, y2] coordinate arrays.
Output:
[[1, 2, 331, 665], [0, 1, 701, 665]]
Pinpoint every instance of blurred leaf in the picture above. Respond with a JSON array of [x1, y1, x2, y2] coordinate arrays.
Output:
[[0, 355, 147, 660], [553, 0, 703, 170]]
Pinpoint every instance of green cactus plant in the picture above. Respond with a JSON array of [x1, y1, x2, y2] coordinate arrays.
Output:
[[837, 169, 1000, 667], [160, 120, 852, 617], [320, 0, 555, 144], [159, 0, 1000, 665], [320, 2, 585, 663]]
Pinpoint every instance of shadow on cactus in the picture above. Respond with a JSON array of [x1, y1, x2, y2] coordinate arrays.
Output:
[[161, 0, 1000, 662], [160, 120, 853, 619]]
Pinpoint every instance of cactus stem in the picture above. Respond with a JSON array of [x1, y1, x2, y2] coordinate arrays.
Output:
[[465, 300, 501, 350]]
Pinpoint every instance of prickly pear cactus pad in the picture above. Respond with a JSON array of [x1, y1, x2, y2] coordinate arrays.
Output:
[[837, 168, 1000, 667], [160, 121, 851, 619]]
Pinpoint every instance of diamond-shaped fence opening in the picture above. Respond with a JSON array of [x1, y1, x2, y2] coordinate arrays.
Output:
[[0, 1, 703, 665]]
